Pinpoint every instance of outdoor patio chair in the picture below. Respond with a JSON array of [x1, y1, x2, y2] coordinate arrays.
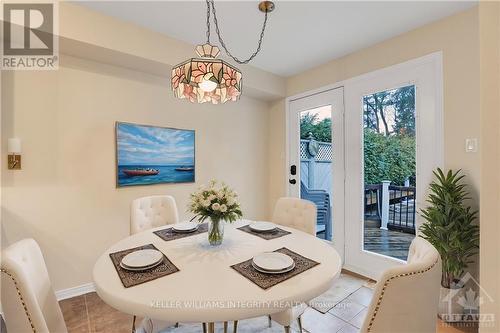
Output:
[[300, 181, 331, 239]]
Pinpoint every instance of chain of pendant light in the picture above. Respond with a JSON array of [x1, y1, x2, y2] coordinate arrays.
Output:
[[205, 0, 269, 65]]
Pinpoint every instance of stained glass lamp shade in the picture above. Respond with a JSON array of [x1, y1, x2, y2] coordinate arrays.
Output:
[[171, 43, 243, 104]]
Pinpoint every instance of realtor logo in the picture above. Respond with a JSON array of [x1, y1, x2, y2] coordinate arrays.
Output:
[[1, 2, 58, 70], [440, 272, 495, 327]]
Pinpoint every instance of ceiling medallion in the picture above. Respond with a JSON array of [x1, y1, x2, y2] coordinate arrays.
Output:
[[171, 0, 274, 104]]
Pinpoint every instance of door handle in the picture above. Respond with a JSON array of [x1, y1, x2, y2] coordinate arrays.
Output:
[[289, 179, 297, 185]]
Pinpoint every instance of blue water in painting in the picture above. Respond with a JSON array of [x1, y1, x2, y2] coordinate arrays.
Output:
[[117, 165, 194, 187]]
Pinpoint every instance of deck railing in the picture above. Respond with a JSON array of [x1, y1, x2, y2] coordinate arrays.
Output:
[[300, 136, 416, 235], [387, 185, 416, 233], [364, 183, 416, 234], [364, 184, 382, 219]]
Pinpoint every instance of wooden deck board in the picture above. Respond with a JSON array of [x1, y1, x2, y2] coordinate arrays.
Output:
[[318, 221, 414, 261], [363, 224, 415, 260]]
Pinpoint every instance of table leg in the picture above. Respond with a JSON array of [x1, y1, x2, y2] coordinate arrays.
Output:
[[202, 323, 207, 333], [131, 315, 136, 333], [208, 322, 215, 333], [224, 321, 228, 333], [233, 320, 238, 333]]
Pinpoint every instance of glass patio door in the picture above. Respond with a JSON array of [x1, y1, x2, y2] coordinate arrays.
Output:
[[288, 88, 345, 256], [344, 54, 443, 279]]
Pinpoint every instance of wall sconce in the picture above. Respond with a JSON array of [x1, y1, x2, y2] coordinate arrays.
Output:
[[7, 138, 21, 170]]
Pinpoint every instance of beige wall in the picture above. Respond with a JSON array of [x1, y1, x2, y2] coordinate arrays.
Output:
[[269, 8, 481, 213], [1, 55, 270, 291], [479, 2, 500, 331], [267, 100, 287, 214]]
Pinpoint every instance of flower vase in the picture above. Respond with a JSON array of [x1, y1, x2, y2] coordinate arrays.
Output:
[[208, 217, 224, 246]]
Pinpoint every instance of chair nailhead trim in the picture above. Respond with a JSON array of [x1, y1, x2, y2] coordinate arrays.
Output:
[[366, 259, 439, 332], [1, 268, 37, 333]]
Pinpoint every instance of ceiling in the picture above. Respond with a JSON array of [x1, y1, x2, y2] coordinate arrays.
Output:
[[76, 1, 476, 77]]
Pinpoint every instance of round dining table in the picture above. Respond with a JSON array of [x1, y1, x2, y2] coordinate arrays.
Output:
[[93, 219, 342, 331]]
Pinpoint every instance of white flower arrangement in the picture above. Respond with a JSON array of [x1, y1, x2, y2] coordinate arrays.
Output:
[[188, 180, 242, 223]]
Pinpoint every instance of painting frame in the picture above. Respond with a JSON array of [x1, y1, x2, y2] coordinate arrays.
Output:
[[115, 121, 196, 188]]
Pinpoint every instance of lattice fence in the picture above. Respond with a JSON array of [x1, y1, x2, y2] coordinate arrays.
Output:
[[300, 139, 333, 161]]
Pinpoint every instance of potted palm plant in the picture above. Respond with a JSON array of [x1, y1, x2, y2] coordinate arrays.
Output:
[[419, 168, 479, 322]]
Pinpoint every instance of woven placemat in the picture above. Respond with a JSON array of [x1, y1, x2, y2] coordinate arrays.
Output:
[[231, 247, 320, 290], [153, 223, 208, 242], [237, 225, 291, 240], [109, 244, 179, 288]]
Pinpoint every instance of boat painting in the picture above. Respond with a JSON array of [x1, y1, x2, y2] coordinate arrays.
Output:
[[175, 166, 194, 172], [115, 122, 195, 187], [122, 168, 160, 176]]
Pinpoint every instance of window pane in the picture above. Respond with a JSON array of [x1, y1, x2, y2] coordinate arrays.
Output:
[[363, 85, 416, 260], [299, 106, 333, 241]]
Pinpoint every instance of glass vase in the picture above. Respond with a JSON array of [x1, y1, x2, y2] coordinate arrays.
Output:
[[208, 217, 224, 246]]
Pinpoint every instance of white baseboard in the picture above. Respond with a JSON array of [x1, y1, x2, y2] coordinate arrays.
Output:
[[55, 283, 95, 301], [0, 283, 94, 316]]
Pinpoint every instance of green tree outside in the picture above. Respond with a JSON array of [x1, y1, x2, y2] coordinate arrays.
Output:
[[300, 113, 332, 143], [364, 129, 415, 185], [363, 85, 416, 185], [300, 85, 416, 186]]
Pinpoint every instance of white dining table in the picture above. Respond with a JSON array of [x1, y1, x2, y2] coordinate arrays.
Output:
[[93, 219, 342, 329]]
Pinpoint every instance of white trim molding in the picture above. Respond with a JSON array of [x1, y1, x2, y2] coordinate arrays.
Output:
[[344, 52, 443, 279], [286, 88, 346, 263], [55, 282, 95, 301], [1, 284, 95, 317]]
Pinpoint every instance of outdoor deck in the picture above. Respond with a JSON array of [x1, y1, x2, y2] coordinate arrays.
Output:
[[363, 222, 414, 260], [316, 221, 414, 261]]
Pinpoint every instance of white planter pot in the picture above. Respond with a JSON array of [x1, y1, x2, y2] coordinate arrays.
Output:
[[438, 286, 464, 322]]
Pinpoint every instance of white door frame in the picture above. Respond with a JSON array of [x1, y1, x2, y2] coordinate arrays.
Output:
[[343, 52, 443, 279], [285, 52, 443, 277], [286, 87, 345, 260]]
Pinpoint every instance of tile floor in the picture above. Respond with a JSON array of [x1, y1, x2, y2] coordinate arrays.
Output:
[[53, 271, 477, 333]]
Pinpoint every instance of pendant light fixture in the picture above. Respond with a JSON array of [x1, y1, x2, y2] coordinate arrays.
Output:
[[171, 0, 275, 104]]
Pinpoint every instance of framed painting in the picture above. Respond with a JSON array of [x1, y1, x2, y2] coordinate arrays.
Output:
[[115, 122, 195, 187]]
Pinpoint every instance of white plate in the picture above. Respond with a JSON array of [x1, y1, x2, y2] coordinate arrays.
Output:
[[252, 252, 294, 272], [172, 222, 199, 233], [120, 260, 162, 272], [121, 249, 163, 269], [249, 221, 277, 233], [252, 261, 295, 275]]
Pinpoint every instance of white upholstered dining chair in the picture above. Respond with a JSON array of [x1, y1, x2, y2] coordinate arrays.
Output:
[[270, 197, 317, 332], [1, 238, 68, 333], [272, 197, 317, 236], [360, 237, 441, 333], [130, 195, 181, 332], [130, 195, 179, 235]]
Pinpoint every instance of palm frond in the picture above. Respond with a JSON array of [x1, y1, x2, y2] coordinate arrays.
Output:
[[419, 168, 478, 288]]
